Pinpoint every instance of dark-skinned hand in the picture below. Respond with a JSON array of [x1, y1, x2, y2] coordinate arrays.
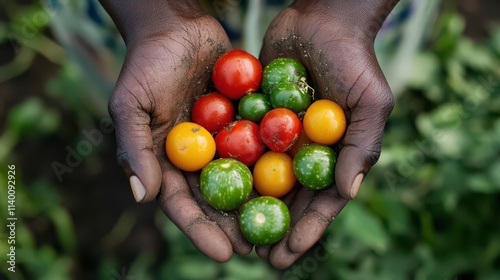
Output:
[[100, 0, 397, 268], [101, 1, 255, 262], [255, 0, 397, 268]]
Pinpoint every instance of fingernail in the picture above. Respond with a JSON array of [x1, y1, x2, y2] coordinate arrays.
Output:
[[349, 174, 364, 199], [130, 175, 146, 202]]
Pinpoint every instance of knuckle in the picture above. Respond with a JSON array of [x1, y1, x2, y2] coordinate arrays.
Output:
[[364, 147, 382, 166], [116, 150, 129, 167], [107, 92, 122, 119], [376, 88, 395, 117], [108, 86, 141, 120]]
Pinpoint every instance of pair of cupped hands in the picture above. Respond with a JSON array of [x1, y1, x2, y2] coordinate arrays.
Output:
[[104, 0, 396, 269]]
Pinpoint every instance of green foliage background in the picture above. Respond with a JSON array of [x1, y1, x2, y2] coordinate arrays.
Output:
[[1, 1, 499, 279]]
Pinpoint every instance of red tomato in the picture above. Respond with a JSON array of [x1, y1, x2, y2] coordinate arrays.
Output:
[[191, 93, 235, 134], [215, 120, 266, 166], [212, 50, 262, 100], [259, 108, 302, 153]]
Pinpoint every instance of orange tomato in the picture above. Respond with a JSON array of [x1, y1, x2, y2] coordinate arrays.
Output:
[[165, 122, 216, 171], [253, 151, 296, 198], [303, 99, 346, 145]]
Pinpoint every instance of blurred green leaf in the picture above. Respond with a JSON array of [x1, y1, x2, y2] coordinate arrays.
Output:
[[434, 12, 465, 54], [222, 256, 279, 280], [18, 245, 70, 279], [9, 6, 50, 39], [407, 52, 440, 89], [341, 202, 390, 253], [481, 271, 500, 280], [97, 258, 119, 280], [176, 258, 220, 279], [26, 180, 61, 213], [128, 253, 155, 280], [466, 174, 496, 193], [17, 223, 36, 250], [0, 22, 8, 43], [490, 27, 500, 55], [488, 160, 500, 184], [48, 208, 76, 255], [0, 46, 36, 83], [368, 193, 411, 235], [6, 97, 61, 138], [39, 257, 72, 280], [100, 211, 137, 251], [456, 37, 497, 71], [46, 61, 107, 120]]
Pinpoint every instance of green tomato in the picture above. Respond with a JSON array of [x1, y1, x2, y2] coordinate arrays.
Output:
[[238, 93, 272, 122], [200, 158, 253, 211], [293, 144, 336, 190], [239, 196, 290, 245], [261, 58, 307, 94], [270, 82, 311, 113]]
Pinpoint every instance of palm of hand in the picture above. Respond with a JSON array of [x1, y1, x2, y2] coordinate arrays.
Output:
[[109, 16, 254, 262], [256, 7, 394, 268]]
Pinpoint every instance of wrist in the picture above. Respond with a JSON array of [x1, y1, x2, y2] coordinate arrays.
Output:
[[99, 0, 205, 46], [291, 0, 400, 42]]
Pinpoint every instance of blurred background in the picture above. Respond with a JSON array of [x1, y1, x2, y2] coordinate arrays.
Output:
[[1, 0, 499, 279]]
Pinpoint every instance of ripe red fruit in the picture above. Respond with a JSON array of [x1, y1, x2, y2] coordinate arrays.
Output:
[[191, 92, 235, 134], [259, 108, 302, 153], [212, 50, 262, 100], [215, 120, 266, 166]]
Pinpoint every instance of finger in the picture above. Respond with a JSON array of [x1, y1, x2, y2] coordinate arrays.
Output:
[[263, 188, 316, 268], [158, 162, 233, 262], [269, 232, 302, 269], [268, 189, 344, 269], [254, 186, 302, 260], [255, 245, 271, 260], [185, 173, 253, 256], [287, 187, 316, 225], [335, 68, 394, 199], [287, 187, 347, 254], [109, 82, 162, 203], [279, 184, 301, 208]]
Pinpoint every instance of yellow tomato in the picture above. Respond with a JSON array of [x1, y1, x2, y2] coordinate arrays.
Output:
[[253, 151, 296, 198], [165, 122, 216, 171], [303, 99, 346, 145]]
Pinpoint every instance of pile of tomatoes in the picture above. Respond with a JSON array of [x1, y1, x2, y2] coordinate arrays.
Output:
[[165, 50, 346, 246]]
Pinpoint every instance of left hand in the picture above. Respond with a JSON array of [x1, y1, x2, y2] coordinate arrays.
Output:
[[256, 0, 397, 268]]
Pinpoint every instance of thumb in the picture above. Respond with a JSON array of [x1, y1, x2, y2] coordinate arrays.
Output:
[[335, 68, 394, 200], [108, 81, 162, 203]]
